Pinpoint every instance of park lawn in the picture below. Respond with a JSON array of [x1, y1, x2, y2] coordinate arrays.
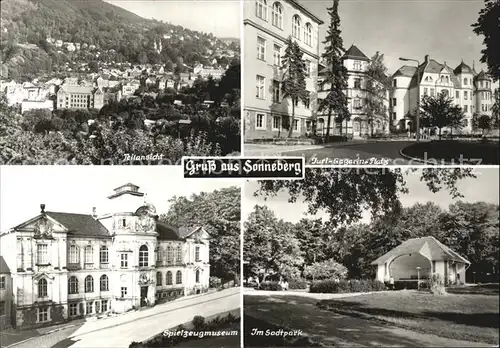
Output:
[[402, 140, 500, 164], [318, 290, 499, 344]]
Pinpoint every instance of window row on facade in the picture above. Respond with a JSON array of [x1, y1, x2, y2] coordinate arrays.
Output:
[[255, 75, 311, 108], [255, 0, 314, 46], [256, 36, 312, 75], [67, 275, 109, 295]]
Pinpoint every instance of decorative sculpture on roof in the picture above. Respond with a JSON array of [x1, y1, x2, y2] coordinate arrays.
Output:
[[34, 218, 54, 238]]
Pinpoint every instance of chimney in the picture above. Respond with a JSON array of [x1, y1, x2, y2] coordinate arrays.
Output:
[[40, 204, 45, 213], [424, 55, 429, 63], [92, 207, 97, 219]]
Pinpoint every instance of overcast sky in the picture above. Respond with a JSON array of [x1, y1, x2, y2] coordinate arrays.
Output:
[[105, 0, 240, 38], [0, 166, 240, 232], [243, 168, 500, 224], [298, 0, 492, 75]]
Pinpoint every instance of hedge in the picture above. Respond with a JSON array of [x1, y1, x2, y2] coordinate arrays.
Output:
[[310, 279, 386, 293], [258, 281, 282, 291], [288, 279, 308, 290]]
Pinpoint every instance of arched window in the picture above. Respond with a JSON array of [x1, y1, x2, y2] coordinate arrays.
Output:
[[166, 246, 174, 265], [69, 245, 79, 264], [176, 271, 182, 284], [139, 245, 148, 267], [68, 276, 79, 294], [99, 246, 108, 264], [166, 271, 173, 285], [84, 245, 93, 264], [464, 78, 468, 85], [85, 275, 94, 293], [271, 2, 283, 29], [304, 23, 313, 46], [100, 275, 109, 291], [156, 272, 162, 286], [176, 246, 182, 264], [195, 270, 200, 283], [255, 0, 267, 20], [38, 278, 48, 297], [292, 15, 302, 40]]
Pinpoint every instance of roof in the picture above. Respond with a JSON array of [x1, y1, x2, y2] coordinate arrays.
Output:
[[0, 256, 10, 274], [343, 44, 370, 62], [58, 85, 95, 94], [156, 221, 200, 241], [392, 65, 417, 78], [288, 0, 324, 24], [371, 236, 470, 265], [45, 212, 111, 238], [454, 61, 473, 75]]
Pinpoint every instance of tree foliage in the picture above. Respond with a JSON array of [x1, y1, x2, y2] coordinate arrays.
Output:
[[472, 0, 500, 81], [244, 205, 304, 281], [364, 51, 390, 136], [420, 92, 465, 139], [281, 37, 309, 138], [303, 259, 348, 281], [160, 187, 240, 281], [319, 0, 350, 137]]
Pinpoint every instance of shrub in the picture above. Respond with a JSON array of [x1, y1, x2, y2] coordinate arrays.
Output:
[[429, 273, 447, 295], [258, 281, 282, 291], [310, 279, 386, 293], [288, 279, 308, 290], [209, 276, 221, 288], [192, 315, 206, 330], [303, 259, 348, 281]]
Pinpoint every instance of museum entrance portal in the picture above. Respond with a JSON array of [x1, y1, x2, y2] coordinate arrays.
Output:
[[140, 286, 148, 307]]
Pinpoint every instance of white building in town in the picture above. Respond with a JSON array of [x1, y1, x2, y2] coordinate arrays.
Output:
[[390, 55, 496, 133], [0, 183, 210, 329], [243, 0, 323, 139], [317, 45, 390, 138]]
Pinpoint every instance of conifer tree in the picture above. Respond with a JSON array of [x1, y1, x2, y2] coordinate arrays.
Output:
[[281, 37, 309, 138], [364, 51, 390, 137], [319, 0, 350, 138]]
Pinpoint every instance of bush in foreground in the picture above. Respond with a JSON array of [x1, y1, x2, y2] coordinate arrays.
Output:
[[258, 281, 282, 291], [288, 279, 308, 290], [310, 279, 386, 293]]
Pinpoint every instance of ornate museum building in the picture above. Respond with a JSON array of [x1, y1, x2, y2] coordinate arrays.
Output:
[[0, 183, 210, 329]]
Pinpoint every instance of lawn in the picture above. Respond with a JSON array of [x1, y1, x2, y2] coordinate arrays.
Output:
[[401, 140, 500, 164], [317, 289, 499, 344]]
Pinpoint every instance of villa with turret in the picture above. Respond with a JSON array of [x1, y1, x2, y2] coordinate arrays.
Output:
[[0, 183, 210, 329], [391, 56, 495, 133]]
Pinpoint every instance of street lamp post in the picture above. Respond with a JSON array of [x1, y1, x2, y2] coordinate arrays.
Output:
[[399, 57, 421, 142], [416, 266, 421, 290]]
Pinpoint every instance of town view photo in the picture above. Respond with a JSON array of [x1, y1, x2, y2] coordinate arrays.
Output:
[[243, 0, 500, 165], [0, 0, 241, 164], [0, 166, 241, 348], [243, 167, 499, 347]]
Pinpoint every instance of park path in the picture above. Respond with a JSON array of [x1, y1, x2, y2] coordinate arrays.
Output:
[[245, 292, 493, 347]]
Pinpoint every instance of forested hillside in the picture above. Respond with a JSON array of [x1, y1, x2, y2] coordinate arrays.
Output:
[[0, 0, 239, 79]]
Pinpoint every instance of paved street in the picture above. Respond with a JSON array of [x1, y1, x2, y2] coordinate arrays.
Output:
[[244, 293, 492, 347], [67, 287, 240, 347], [244, 141, 418, 165], [4, 288, 239, 348]]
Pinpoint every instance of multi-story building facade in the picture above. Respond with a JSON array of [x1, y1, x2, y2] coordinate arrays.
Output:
[[243, 0, 323, 140], [56, 85, 104, 110], [0, 183, 210, 329], [390, 55, 495, 133], [317, 45, 390, 138]]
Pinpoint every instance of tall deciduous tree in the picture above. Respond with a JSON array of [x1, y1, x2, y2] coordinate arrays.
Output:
[[281, 37, 309, 138], [472, 0, 500, 81], [244, 205, 303, 281], [160, 187, 241, 282], [319, 0, 350, 138], [420, 92, 464, 140], [477, 114, 492, 135], [364, 51, 390, 137]]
